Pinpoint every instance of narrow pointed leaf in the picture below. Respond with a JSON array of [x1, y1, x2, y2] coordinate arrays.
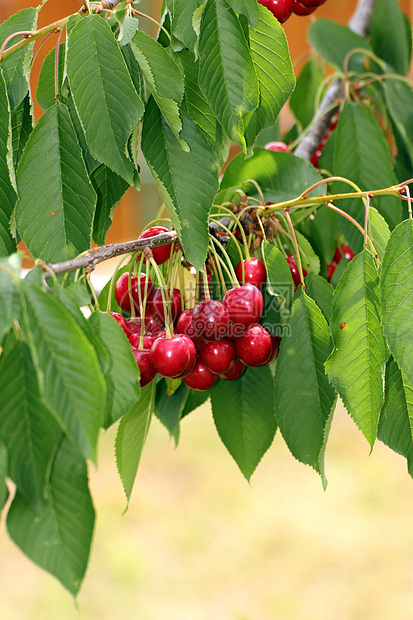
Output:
[[166, 0, 204, 49], [0, 341, 62, 508], [384, 79, 413, 171], [15, 103, 96, 263], [308, 19, 371, 73], [198, 0, 259, 150], [228, 0, 260, 26], [380, 219, 413, 386], [290, 57, 323, 130], [244, 5, 295, 148], [304, 272, 333, 322], [23, 284, 106, 462], [370, 0, 409, 75], [88, 311, 141, 429], [67, 16, 144, 184], [274, 291, 336, 484], [0, 254, 21, 344], [369, 206, 390, 262], [36, 43, 66, 111], [11, 93, 33, 168], [115, 382, 156, 504], [90, 164, 129, 245], [325, 250, 388, 446], [210, 366, 276, 481], [141, 99, 219, 270], [7, 438, 95, 597], [378, 357, 413, 477], [0, 70, 17, 256], [155, 380, 190, 445]]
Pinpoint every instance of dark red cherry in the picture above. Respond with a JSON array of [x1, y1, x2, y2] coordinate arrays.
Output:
[[341, 244, 355, 261], [326, 261, 338, 282], [257, 0, 294, 23], [149, 287, 182, 326], [264, 141, 290, 152], [292, 1, 317, 15], [235, 257, 266, 290], [298, 0, 326, 7], [175, 309, 204, 349], [138, 226, 174, 265], [219, 359, 246, 381], [150, 334, 196, 378], [223, 284, 264, 330], [192, 300, 230, 341], [183, 358, 217, 391], [286, 254, 308, 288], [258, 334, 281, 366], [199, 338, 236, 375], [132, 348, 156, 387], [114, 272, 153, 313], [235, 324, 272, 367], [110, 312, 130, 336]]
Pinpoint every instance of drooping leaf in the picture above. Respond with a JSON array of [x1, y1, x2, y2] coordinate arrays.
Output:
[[290, 56, 323, 130], [181, 387, 211, 418], [299, 204, 340, 266], [227, 0, 260, 26], [15, 103, 97, 263], [274, 290, 336, 485], [0, 8, 38, 111], [370, 0, 410, 75], [304, 272, 333, 322], [11, 93, 33, 169], [0, 70, 17, 256], [380, 219, 413, 387], [141, 99, 219, 270], [65, 94, 100, 177], [36, 43, 66, 111], [332, 102, 402, 252], [0, 341, 62, 509], [115, 381, 156, 504], [261, 239, 294, 312], [198, 0, 259, 151], [369, 206, 390, 262], [295, 230, 320, 275], [67, 16, 144, 184], [155, 380, 190, 445], [165, 0, 203, 50], [244, 4, 295, 148], [88, 311, 141, 429], [117, 14, 139, 47], [7, 438, 95, 597], [22, 284, 106, 463], [308, 19, 372, 73], [384, 78, 413, 170], [0, 253, 21, 344], [378, 356, 413, 478], [90, 164, 129, 245], [0, 439, 8, 510], [325, 250, 388, 446], [217, 149, 325, 206], [210, 366, 276, 481]]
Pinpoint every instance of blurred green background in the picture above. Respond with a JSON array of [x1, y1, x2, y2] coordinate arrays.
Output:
[[1, 399, 413, 620]]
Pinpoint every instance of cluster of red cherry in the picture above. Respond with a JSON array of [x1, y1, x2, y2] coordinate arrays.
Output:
[[257, 0, 327, 24], [109, 227, 286, 391]]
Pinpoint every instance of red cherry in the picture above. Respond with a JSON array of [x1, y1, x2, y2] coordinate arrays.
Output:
[[286, 254, 308, 288], [183, 358, 217, 391], [175, 309, 204, 349], [326, 261, 338, 282], [114, 272, 153, 313], [219, 359, 246, 381], [298, 0, 326, 7], [149, 287, 183, 326], [332, 246, 343, 264], [129, 332, 158, 349], [258, 334, 281, 366], [138, 226, 174, 265], [150, 334, 197, 378], [192, 300, 230, 341], [264, 141, 290, 152], [235, 257, 266, 290], [257, 0, 294, 23], [110, 312, 130, 336], [132, 348, 156, 387], [223, 284, 264, 330], [292, 1, 317, 15], [341, 244, 355, 261], [234, 324, 272, 367], [199, 338, 236, 375]]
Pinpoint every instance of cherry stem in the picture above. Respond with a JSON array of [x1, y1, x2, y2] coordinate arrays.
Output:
[[207, 245, 225, 297], [105, 253, 132, 313], [86, 272, 100, 310], [326, 202, 377, 257], [404, 185, 413, 219], [149, 257, 173, 338], [202, 269, 211, 301], [209, 235, 239, 288], [283, 210, 306, 289], [54, 29, 63, 102], [363, 194, 372, 248], [216, 204, 251, 261]]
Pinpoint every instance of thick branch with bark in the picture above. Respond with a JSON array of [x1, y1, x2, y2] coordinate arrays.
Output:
[[294, 0, 377, 161]]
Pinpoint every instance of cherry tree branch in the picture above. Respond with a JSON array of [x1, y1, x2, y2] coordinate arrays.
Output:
[[294, 0, 377, 161]]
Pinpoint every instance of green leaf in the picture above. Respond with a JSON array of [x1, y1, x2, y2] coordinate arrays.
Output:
[[274, 290, 336, 485], [11, 93, 33, 169], [115, 381, 156, 504], [7, 438, 95, 597], [0, 8, 38, 111], [378, 356, 413, 478], [88, 311, 140, 429], [369, 206, 390, 262], [384, 79, 413, 169], [65, 94, 100, 177], [295, 230, 320, 275], [0, 341, 62, 508], [380, 219, 413, 387], [244, 4, 295, 148], [210, 366, 276, 481], [370, 0, 409, 75], [332, 102, 402, 252], [304, 272, 333, 322], [0, 70, 17, 256], [0, 438, 8, 510], [36, 43, 66, 111], [325, 250, 388, 447], [155, 380, 190, 445], [117, 15, 139, 47], [141, 99, 219, 270], [198, 0, 259, 151], [67, 16, 144, 184], [217, 149, 325, 206], [90, 164, 129, 245], [308, 19, 371, 73], [299, 204, 340, 266], [0, 254, 21, 344], [261, 240, 294, 312], [289, 56, 323, 130], [228, 0, 260, 26], [181, 387, 210, 418], [166, 0, 203, 50], [15, 103, 97, 263], [23, 284, 106, 462]]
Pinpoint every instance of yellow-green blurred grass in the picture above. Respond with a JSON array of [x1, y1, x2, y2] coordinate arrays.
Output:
[[1, 400, 413, 620]]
